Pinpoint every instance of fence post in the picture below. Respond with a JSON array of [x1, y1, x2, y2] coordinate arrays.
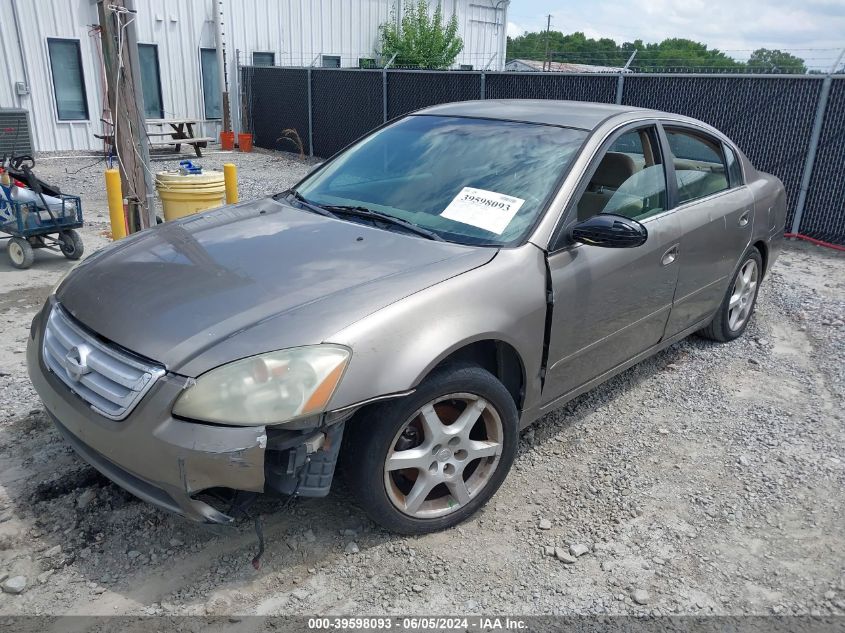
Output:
[[480, 71, 486, 99], [382, 69, 388, 123], [615, 50, 637, 105], [382, 53, 397, 124], [306, 67, 314, 157], [790, 49, 845, 234]]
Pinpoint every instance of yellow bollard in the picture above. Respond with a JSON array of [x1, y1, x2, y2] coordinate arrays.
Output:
[[104, 169, 127, 240], [223, 163, 238, 204]]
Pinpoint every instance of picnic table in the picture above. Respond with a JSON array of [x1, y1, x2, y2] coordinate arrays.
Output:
[[145, 119, 214, 157], [94, 119, 215, 157]]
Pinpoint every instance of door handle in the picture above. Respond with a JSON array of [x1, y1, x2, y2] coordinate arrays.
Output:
[[661, 245, 679, 266], [738, 210, 751, 227]]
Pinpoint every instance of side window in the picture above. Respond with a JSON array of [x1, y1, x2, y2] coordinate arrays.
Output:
[[574, 126, 667, 222], [665, 128, 729, 203], [724, 144, 744, 187]]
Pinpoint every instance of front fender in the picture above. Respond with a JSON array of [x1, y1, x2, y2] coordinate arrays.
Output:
[[326, 245, 549, 415]]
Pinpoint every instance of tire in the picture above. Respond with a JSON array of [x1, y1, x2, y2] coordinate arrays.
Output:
[[8, 237, 34, 269], [59, 229, 84, 260], [343, 363, 518, 534], [700, 247, 763, 342]]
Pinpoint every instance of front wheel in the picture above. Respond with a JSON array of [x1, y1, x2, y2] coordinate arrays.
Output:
[[344, 364, 518, 534], [700, 248, 762, 342]]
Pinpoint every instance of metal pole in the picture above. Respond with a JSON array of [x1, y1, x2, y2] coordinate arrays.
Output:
[[480, 71, 486, 99], [306, 67, 314, 157], [790, 48, 844, 235], [382, 69, 388, 123], [543, 14, 551, 72], [615, 50, 637, 105], [382, 53, 397, 124]]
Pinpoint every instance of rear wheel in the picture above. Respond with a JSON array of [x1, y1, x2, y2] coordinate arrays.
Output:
[[8, 237, 34, 269], [59, 229, 84, 260], [700, 248, 762, 342], [344, 364, 518, 534]]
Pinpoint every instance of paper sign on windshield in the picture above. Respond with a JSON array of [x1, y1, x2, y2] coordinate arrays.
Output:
[[440, 187, 525, 235]]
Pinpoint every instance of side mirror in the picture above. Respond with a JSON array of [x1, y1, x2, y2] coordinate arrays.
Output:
[[570, 213, 648, 248]]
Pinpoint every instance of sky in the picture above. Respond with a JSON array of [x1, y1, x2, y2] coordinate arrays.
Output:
[[506, 0, 845, 64]]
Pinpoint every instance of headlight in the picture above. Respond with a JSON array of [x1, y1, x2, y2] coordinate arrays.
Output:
[[172, 345, 351, 426]]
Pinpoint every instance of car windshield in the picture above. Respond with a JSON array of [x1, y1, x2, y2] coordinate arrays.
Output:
[[294, 115, 588, 246]]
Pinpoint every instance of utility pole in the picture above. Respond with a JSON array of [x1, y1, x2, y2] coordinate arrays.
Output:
[[543, 14, 552, 71], [97, 0, 155, 230], [215, 0, 231, 133]]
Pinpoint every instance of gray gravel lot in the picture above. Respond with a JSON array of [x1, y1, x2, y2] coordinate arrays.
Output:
[[0, 149, 843, 620]]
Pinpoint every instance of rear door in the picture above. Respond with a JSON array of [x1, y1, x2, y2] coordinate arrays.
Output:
[[660, 125, 754, 337], [541, 123, 681, 408]]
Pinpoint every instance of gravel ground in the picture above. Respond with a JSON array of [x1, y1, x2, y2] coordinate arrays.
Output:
[[0, 149, 843, 621]]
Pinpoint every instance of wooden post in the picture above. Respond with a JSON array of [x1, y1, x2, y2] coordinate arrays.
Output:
[[215, 0, 231, 133], [97, 0, 155, 230]]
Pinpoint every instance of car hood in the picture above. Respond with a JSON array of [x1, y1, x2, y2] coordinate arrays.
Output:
[[57, 197, 495, 375]]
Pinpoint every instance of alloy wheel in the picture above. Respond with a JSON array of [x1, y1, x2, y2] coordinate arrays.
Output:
[[728, 259, 758, 331], [384, 393, 503, 519]]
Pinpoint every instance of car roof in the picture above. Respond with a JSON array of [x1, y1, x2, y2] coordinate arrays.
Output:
[[414, 99, 662, 131]]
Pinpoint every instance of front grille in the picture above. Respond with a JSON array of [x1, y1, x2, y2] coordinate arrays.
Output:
[[42, 304, 165, 420]]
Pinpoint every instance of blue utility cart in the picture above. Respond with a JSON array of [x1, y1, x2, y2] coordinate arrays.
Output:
[[0, 194, 84, 269]]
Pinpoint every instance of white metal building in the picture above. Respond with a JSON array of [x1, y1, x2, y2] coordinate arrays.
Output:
[[0, 0, 509, 152]]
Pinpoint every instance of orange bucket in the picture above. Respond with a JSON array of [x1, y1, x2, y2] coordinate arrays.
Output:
[[238, 133, 253, 152], [220, 131, 235, 151]]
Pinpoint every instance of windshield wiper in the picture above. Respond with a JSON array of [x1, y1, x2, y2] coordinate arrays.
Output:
[[321, 205, 445, 241], [283, 190, 338, 219]]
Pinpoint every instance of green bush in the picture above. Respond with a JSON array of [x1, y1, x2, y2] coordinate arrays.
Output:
[[379, 0, 464, 69]]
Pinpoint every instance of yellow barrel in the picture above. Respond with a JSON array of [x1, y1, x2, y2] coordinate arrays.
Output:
[[155, 169, 226, 221]]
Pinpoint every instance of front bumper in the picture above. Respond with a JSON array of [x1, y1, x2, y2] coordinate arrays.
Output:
[[28, 310, 267, 525]]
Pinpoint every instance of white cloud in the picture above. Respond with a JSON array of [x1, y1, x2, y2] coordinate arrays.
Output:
[[511, 0, 845, 68], [507, 21, 526, 38]]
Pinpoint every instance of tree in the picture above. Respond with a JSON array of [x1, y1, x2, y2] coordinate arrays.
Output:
[[507, 31, 630, 67], [379, 0, 464, 69], [506, 32, 807, 74], [746, 48, 807, 74]]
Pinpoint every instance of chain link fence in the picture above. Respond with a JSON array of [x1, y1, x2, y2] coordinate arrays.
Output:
[[241, 67, 845, 245]]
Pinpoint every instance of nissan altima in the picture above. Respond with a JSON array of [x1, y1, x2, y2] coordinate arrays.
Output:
[[27, 100, 786, 534]]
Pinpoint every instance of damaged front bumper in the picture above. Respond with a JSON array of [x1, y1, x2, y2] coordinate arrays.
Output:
[[27, 321, 344, 525]]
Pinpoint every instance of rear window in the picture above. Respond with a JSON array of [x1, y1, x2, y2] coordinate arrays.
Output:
[[665, 128, 729, 204]]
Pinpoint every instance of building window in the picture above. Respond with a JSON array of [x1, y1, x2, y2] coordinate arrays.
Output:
[[322, 55, 341, 68], [138, 44, 164, 119], [358, 58, 377, 69], [47, 38, 88, 121], [460, 64, 474, 71], [200, 48, 221, 119], [252, 52, 274, 66]]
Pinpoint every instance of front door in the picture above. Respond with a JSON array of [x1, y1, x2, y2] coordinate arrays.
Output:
[[541, 124, 681, 408]]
